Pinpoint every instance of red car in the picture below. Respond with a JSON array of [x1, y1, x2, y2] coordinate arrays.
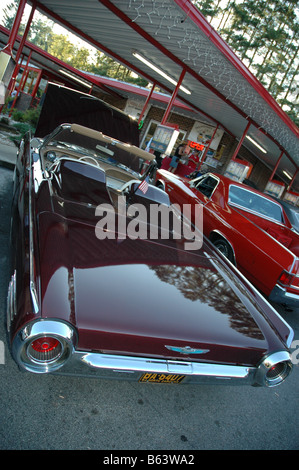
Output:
[[7, 85, 294, 387], [156, 170, 299, 308]]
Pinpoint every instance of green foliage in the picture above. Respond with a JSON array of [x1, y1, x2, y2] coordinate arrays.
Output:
[[192, 0, 299, 124], [11, 121, 33, 134], [195, 0, 219, 18], [21, 107, 41, 127], [2, 0, 25, 33], [10, 109, 24, 122], [8, 107, 41, 145], [0, 116, 10, 125], [11, 107, 41, 127], [27, 18, 55, 52], [9, 121, 34, 146]]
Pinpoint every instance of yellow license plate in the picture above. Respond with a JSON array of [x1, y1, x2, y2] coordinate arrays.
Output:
[[139, 373, 185, 384]]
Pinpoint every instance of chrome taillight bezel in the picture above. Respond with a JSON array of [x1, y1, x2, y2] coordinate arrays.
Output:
[[254, 351, 293, 387], [12, 320, 77, 373]]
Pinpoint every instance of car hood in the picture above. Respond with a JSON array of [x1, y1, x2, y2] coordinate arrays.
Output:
[[34, 83, 139, 146], [36, 207, 288, 367]]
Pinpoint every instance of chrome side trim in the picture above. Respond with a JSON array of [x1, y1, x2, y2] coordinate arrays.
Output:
[[6, 279, 12, 332], [6, 271, 17, 332], [28, 142, 39, 314], [29, 282, 39, 315]]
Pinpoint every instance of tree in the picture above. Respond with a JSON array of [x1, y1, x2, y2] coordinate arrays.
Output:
[[27, 18, 55, 52], [48, 34, 76, 63], [192, 0, 299, 124], [71, 47, 91, 71], [2, 0, 25, 34]]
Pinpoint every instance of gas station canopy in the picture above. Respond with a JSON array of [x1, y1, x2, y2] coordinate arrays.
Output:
[[4, 0, 299, 189]]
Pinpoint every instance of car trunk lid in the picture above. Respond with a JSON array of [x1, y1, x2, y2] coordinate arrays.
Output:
[[37, 209, 285, 367]]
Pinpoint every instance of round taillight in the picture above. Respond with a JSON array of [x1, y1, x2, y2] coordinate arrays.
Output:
[[28, 336, 62, 363], [31, 337, 59, 352], [266, 362, 289, 384]]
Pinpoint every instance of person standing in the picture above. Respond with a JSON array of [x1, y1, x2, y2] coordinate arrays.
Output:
[[187, 148, 201, 173], [7, 89, 17, 109], [169, 141, 190, 173]]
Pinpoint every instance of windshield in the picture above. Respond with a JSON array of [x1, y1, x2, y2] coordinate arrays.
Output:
[[282, 203, 299, 231], [291, 210, 299, 230], [41, 125, 145, 174], [229, 185, 284, 223]]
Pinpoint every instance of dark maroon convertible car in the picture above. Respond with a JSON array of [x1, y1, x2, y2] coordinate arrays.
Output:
[[7, 84, 294, 387]]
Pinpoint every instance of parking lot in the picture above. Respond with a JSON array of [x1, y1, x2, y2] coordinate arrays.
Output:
[[0, 161, 298, 451]]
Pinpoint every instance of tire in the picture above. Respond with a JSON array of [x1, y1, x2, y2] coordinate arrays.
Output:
[[213, 238, 235, 264]]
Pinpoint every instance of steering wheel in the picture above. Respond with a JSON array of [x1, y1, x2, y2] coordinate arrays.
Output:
[[119, 179, 142, 193], [78, 156, 100, 167], [119, 161, 157, 194]]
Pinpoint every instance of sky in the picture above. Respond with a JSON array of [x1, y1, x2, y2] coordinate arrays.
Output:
[[0, 0, 31, 26]]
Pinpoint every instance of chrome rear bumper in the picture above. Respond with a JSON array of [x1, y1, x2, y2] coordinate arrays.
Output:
[[53, 350, 256, 385], [269, 284, 299, 308], [12, 319, 292, 387]]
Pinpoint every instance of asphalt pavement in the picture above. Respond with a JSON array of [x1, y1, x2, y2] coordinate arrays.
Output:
[[0, 141, 17, 170], [0, 140, 298, 451]]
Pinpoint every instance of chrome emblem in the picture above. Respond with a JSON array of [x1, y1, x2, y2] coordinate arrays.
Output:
[[165, 345, 210, 355]]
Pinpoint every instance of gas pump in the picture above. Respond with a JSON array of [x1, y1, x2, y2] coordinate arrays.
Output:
[[224, 158, 253, 182], [149, 124, 179, 155]]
